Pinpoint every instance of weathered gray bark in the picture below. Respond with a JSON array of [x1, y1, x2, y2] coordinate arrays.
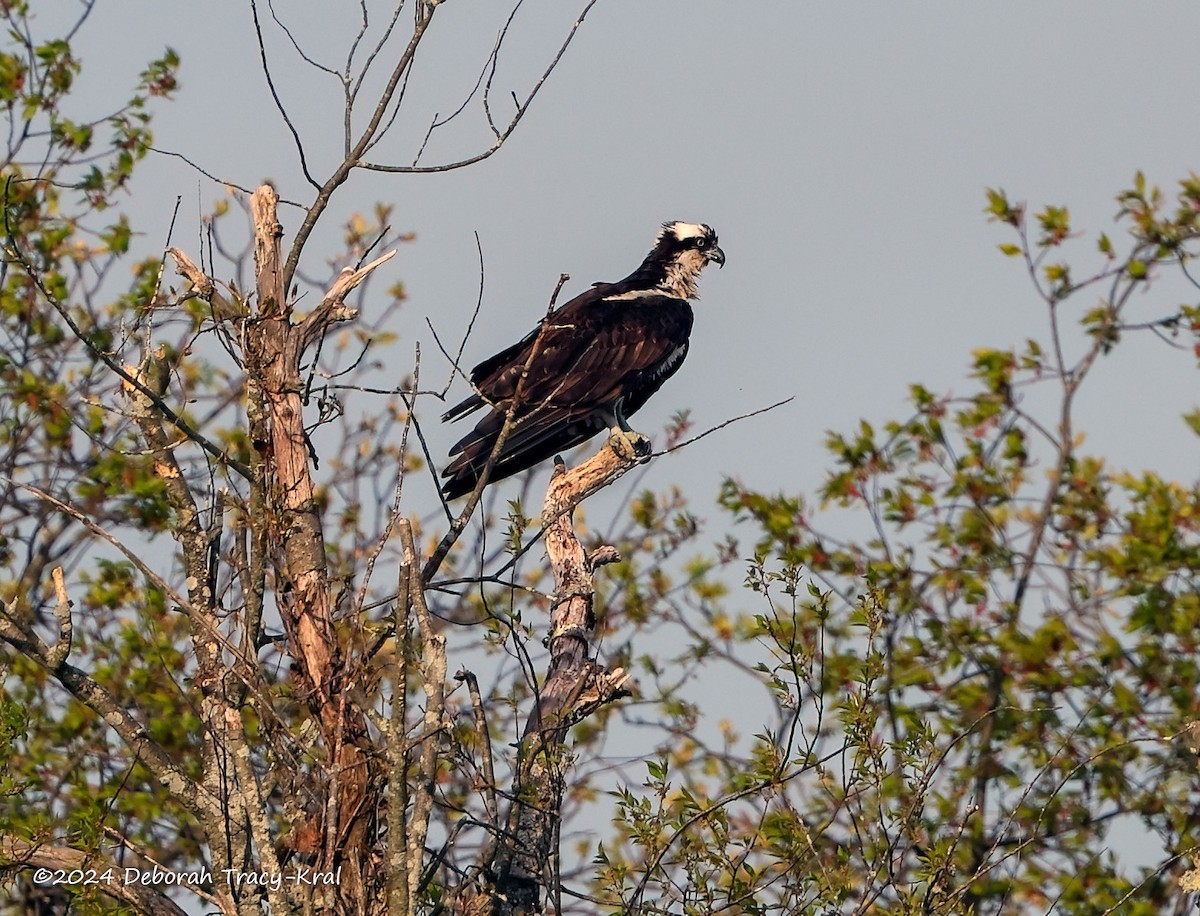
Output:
[[485, 447, 635, 914], [242, 185, 396, 912]]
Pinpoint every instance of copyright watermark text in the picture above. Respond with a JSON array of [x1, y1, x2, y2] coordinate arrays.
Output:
[[34, 866, 342, 890]]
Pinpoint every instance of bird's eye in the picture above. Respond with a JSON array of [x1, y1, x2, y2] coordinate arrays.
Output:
[[695, 238, 708, 249]]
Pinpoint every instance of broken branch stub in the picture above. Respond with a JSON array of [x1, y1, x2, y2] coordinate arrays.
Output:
[[488, 452, 632, 912]]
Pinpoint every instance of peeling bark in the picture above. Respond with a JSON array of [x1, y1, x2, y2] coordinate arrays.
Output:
[[486, 447, 634, 914], [243, 184, 394, 912], [159, 186, 634, 916]]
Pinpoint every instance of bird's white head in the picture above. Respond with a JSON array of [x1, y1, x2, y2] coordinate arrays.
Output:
[[648, 221, 725, 299]]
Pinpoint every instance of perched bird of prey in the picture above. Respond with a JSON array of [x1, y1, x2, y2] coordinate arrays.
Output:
[[440, 221, 725, 500]]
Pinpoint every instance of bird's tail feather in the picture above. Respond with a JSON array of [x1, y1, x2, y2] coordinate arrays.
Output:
[[441, 392, 486, 423], [440, 409, 603, 498]]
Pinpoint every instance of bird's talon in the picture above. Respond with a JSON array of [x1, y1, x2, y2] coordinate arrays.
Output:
[[630, 431, 651, 458], [608, 429, 633, 460], [610, 429, 651, 463]]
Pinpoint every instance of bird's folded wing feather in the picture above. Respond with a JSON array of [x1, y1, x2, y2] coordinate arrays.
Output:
[[444, 296, 691, 475]]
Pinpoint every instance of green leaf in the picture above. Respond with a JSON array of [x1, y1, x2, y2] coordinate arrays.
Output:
[[1184, 409, 1200, 436]]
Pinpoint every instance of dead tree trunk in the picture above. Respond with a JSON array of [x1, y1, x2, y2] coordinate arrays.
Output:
[[175, 189, 637, 914], [244, 185, 394, 912], [486, 449, 635, 914]]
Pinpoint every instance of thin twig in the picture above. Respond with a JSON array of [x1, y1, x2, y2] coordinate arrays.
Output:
[[654, 396, 795, 456], [457, 668, 500, 828], [421, 274, 571, 584], [1, 177, 251, 479], [361, 0, 601, 175], [249, 0, 320, 189]]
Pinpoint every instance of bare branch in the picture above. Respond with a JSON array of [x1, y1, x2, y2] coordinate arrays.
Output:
[[281, 8, 437, 296], [399, 518, 448, 905], [249, 0, 320, 189], [488, 457, 632, 911], [457, 668, 499, 828], [266, 0, 340, 78], [386, 550, 413, 916], [656, 396, 796, 456], [224, 706, 290, 915], [299, 247, 397, 351], [44, 565, 72, 668], [363, 0, 601, 175], [348, 2, 410, 151], [149, 146, 305, 202], [167, 247, 247, 321]]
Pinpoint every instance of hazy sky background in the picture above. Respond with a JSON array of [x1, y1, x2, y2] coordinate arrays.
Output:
[[75, 0, 1200, 514], [54, 0, 1200, 893]]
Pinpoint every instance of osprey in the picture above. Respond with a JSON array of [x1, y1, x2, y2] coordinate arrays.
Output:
[[440, 221, 725, 500]]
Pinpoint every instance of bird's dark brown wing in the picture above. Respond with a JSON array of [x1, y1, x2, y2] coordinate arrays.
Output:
[[440, 294, 693, 499], [440, 285, 608, 423]]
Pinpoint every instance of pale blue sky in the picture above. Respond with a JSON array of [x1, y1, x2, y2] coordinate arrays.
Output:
[[56, 0, 1200, 894], [73, 1, 1199, 513]]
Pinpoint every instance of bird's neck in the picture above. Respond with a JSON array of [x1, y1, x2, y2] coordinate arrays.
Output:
[[622, 254, 703, 300]]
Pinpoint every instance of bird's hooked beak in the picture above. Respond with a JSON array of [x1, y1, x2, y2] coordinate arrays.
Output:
[[707, 244, 726, 268]]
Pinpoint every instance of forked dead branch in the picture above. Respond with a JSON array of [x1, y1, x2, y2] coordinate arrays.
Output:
[[159, 184, 648, 914]]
